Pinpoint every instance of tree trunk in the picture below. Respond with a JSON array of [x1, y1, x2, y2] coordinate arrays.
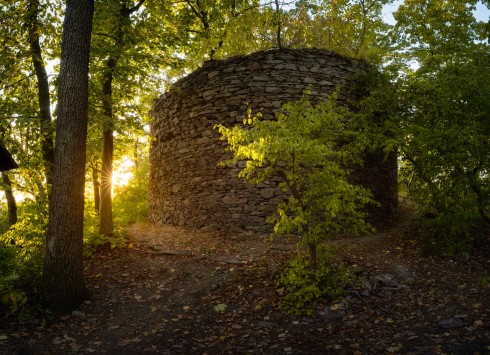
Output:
[[98, 57, 115, 236], [274, 0, 282, 49], [97, 1, 144, 234], [308, 242, 317, 273], [28, 0, 55, 195], [133, 139, 138, 169], [92, 164, 100, 214], [42, 0, 94, 314], [2, 173, 17, 227]]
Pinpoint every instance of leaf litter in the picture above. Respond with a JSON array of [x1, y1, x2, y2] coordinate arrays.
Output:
[[1, 212, 490, 354]]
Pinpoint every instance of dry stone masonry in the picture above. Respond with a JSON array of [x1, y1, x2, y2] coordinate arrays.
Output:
[[149, 49, 397, 233]]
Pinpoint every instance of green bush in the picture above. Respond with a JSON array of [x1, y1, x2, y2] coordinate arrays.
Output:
[[82, 208, 131, 259], [0, 275, 31, 321], [277, 245, 354, 315], [0, 201, 47, 320], [0, 204, 9, 235], [0, 202, 47, 282], [418, 217, 473, 255]]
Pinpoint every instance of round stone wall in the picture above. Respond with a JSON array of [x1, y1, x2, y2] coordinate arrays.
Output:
[[149, 48, 397, 233]]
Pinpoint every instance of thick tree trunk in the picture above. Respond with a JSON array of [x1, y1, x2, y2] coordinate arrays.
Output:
[[92, 164, 100, 214], [42, 0, 94, 314], [28, 0, 54, 195], [98, 57, 115, 236], [2, 173, 17, 227]]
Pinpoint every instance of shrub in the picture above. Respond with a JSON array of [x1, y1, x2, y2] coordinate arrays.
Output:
[[277, 245, 355, 315]]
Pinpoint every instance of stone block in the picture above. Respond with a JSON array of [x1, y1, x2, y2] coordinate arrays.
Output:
[[260, 188, 274, 198]]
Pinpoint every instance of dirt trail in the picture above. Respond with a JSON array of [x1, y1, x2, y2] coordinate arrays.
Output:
[[3, 207, 490, 355]]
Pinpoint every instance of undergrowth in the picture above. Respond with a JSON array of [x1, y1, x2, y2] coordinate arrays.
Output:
[[277, 245, 356, 315], [0, 157, 148, 320]]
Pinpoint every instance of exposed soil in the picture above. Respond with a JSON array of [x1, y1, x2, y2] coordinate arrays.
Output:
[[1, 206, 490, 355]]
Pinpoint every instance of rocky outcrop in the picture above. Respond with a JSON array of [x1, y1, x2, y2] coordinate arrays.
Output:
[[149, 48, 397, 233]]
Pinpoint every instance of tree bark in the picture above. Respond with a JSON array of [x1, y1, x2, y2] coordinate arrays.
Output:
[[42, 0, 94, 314], [133, 139, 138, 169], [27, 0, 55, 195], [308, 242, 317, 273], [99, 122, 113, 235], [2, 173, 17, 227], [274, 0, 282, 49], [92, 164, 100, 214]]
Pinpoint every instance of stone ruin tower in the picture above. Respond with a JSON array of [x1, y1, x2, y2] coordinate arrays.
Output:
[[149, 49, 397, 233]]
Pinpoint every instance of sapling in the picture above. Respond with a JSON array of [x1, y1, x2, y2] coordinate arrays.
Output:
[[217, 95, 377, 313]]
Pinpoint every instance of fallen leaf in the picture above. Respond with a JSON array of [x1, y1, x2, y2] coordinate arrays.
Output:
[[117, 340, 128, 346], [331, 304, 339, 311], [134, 295, 142, 300], [0, 335, 7, 340], [130, 338, 141, 343], [475, 320, 484, 326], [232, 324, 242, 329], [183, 306, 190, 311], [108, 326, 119, 330], [213, 303, 227, 313]]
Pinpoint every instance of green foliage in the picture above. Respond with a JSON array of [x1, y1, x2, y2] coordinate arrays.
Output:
[[481, 276, 490, 287], [277, 245, 353, 315], [82, 208, 132, 259], [417, 219, 472, 255], [351, 0, 490, 253], [0, 202, 47, 321], [0, 202, 47, 282], [0, 205, 9, 235], [217, 96, 376, 314], [281, 0, 394, 60], [0, 275, 30, 321], [217, 96, 376, 243]]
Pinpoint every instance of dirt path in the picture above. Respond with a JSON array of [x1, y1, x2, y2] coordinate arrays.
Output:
[[2, 209, 490, 355]]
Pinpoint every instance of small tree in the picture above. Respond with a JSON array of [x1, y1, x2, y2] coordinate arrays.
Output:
[[217, 95, 377, 313]]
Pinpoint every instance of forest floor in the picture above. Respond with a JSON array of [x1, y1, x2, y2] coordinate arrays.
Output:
[[2, 205, 490, 355]]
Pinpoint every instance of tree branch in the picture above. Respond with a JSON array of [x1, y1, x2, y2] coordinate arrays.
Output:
[[2, 74, 36, 90]]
